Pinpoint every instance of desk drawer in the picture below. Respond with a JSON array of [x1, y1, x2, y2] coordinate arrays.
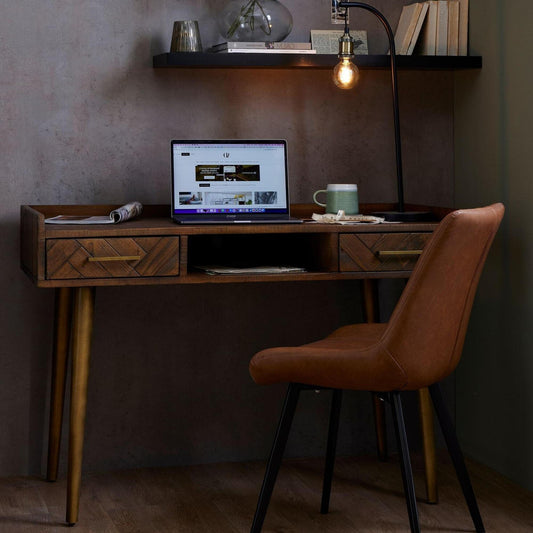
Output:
[[46, 237, 180, 279], [339, 232, 431, 272]]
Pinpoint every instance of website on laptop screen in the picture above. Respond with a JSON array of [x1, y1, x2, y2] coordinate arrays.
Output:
[[172, 141, 288, 215]]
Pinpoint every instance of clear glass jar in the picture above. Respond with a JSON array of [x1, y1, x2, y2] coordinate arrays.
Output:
[[218, 0, 293, 42]]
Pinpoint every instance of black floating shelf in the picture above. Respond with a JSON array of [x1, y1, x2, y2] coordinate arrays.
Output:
[[153, 52, 482, 70]]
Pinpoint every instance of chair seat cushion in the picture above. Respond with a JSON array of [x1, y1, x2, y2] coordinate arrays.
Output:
[[249, 323, 408, 391]]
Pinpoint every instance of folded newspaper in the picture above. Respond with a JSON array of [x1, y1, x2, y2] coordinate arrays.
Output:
[[195, 265, 307, 275], [312, 210, 385, 224], [45, 202, 143, 225]]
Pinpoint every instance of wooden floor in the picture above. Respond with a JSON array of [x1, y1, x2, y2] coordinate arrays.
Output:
[[0, 454, 532, 532]]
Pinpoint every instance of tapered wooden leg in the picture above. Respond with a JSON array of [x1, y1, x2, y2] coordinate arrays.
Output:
[[362, 280, 388, 461], [362, 279, 379, 324], [66, 287, 95, 526], [418, 387, 438, 503], [47, 288, 73, 482]]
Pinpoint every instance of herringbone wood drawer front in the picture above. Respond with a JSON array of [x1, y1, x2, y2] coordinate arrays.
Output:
[[339, 232, 431, 272], [46, 237, 180, 279]]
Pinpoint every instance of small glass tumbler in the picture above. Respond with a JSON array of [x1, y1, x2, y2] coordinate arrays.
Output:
[[170, 20, 202, 52]]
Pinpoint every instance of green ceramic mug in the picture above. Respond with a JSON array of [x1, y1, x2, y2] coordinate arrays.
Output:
[[313, 184, 359, 214]]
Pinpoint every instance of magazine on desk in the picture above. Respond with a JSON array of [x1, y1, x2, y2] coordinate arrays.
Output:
[[45, 202, 143, 225]]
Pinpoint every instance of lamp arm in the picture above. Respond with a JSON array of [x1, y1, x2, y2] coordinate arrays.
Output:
[[338, 2, 404, 212]]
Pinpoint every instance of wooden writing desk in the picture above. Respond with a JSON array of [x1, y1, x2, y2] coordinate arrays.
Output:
[[20, 203, 443, 525]]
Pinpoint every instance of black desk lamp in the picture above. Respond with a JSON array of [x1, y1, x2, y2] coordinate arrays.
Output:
[[335, 2, 431, 222]]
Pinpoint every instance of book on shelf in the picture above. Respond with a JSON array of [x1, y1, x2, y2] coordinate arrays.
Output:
[[310, 30, 368, 55], [447, 0, 460, 55], [214, 48, 317, 54], [458, 0, 469, 55], [399, 1, 469, 57], [406, 2, 429, 55], [394, 3, 426, 55], [209, 42, 314, 54], [435, 1, 449, 55], [417, 1, 438, 55]]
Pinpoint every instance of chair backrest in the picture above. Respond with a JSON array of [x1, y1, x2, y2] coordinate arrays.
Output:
[[381, 204, 504, 390]]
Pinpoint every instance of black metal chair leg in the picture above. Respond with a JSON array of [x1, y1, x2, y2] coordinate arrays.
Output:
[[321, 389, 343, 514], [373, 392, 389, 461], [390, 392, 421, 533], [429, 383, 485, 533], [250, 383, 301, 533]]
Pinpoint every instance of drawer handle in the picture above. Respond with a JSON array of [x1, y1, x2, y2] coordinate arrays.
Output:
[[88, 255, 141, 262], [377, 250, 423, 258]]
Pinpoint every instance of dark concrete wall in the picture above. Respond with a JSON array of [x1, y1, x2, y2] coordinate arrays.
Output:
[[455, 0, 533, 492], [1, 1, 453, 476]]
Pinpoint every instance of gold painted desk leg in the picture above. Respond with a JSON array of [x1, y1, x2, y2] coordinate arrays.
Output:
[[66, 287, 95, 525], [47, 288, 73, 482], [419, 387, 438, 504], [362, 280, 388, 461]]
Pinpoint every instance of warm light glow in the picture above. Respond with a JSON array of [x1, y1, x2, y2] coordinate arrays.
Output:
[[333, 57, 360, 89]]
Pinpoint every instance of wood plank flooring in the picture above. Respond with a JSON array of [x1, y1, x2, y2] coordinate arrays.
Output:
[[0, 454, 532, 532]]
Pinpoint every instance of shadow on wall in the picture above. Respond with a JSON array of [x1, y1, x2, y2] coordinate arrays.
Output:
[[0, 218, 55, 475]]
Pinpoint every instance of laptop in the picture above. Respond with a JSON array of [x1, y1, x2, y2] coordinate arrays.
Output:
[[171, 140, 302, 224]]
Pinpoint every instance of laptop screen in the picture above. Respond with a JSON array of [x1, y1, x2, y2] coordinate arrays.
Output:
[[171, 140, 289, 217]]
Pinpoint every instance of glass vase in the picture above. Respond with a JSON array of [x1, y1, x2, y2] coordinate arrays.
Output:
[[218, 0, 293, 42]]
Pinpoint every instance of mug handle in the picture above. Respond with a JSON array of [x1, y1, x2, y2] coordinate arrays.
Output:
[[313, 190, 327, 207]]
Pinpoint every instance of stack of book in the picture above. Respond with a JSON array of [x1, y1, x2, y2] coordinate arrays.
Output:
[[209, 42, 316, 54], [393, 0, 468, 56]]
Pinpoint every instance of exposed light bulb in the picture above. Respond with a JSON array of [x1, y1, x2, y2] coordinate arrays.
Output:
[[333, 58, 360, 89], [333, 21, 360, 90]]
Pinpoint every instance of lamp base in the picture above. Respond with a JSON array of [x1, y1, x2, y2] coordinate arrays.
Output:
[[372, 210, 435, 222]]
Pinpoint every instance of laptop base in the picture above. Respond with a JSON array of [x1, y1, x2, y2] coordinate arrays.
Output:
[[173, 217, 303, 225]]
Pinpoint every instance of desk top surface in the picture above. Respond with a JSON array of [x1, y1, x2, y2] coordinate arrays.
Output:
[[23, 203, 444, 237]]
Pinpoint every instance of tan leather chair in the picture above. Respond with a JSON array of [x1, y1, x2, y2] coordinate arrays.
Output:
[[249, 204, 504, 533]]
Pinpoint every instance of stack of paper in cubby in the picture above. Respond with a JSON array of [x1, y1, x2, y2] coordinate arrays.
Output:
[[393, 0, 468, 56]]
